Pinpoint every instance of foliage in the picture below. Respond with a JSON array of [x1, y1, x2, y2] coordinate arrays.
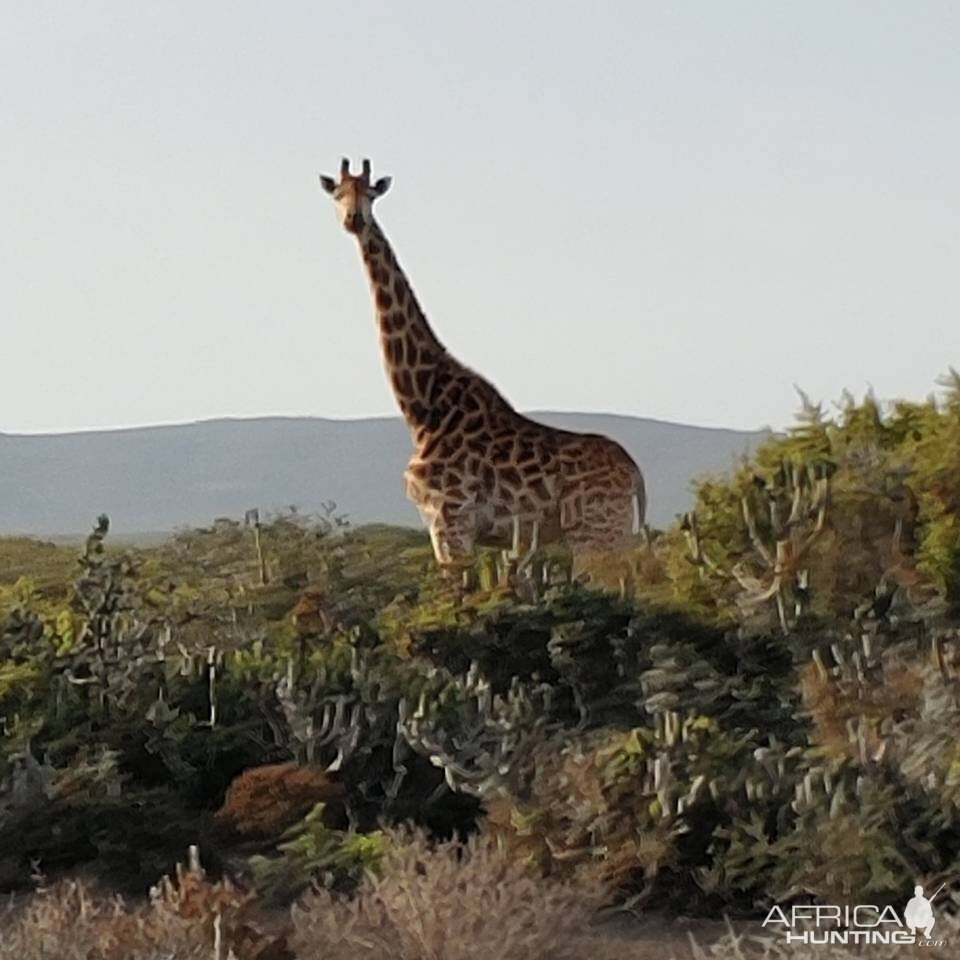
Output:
[[1, 379, 960, 924], [249, 804, 388, 903]]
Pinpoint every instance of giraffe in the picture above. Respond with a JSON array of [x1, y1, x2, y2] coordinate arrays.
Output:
[[320, 158, 646, 577]]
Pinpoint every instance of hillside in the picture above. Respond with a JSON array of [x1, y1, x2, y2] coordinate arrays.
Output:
[[0, 413, 768, 536]]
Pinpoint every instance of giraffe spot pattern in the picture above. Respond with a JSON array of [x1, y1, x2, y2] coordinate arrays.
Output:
[[352, 210, 645, 567], [499, 466, 521, 488], [415, 369, 432, 397], [392, 369, 414, 396]]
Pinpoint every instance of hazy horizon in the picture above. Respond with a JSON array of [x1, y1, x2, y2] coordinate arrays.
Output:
[[3, 2, 958, 435], [0, 411, 769, 534], [0, 406, 779, 438]]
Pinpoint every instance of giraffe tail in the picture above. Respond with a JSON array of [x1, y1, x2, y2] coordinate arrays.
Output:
[[632, 469, 648, 539]]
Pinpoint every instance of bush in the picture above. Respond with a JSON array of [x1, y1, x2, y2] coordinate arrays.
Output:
[[0, 864, 292, 960], [290, 828, 617, 960]]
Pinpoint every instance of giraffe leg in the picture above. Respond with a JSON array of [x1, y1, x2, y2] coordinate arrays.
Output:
[[499, 515, 526, 585], [511, 519, 545, 600], [503, 515, 543, 568], [515, 519, 541, 575], [496, 515, 544, 597], [497, 516, 521, 584], [428, 505, 477, 587], [563, 493, 638, 588]]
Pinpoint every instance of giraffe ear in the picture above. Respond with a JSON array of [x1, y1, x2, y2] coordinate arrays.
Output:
[[319, 175, 337, 194], [371, 176, 392, 197]]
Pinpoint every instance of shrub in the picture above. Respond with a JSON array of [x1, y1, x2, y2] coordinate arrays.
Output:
[[216, 762, 345, 838], [290, 828, 620, 960], [0, 864, 291, 960]]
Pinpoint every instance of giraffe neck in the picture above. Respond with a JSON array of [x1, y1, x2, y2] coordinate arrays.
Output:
[[357, 220, 451, 435]]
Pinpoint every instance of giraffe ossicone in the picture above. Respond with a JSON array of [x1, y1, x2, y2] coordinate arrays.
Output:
[[320, 157, 647, 574]]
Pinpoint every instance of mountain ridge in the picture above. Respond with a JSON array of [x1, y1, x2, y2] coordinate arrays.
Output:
[[0, 413, 770, 536], [0, 410, 766, 439]]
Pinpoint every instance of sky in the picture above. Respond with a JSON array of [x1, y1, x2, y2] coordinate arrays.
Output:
[[2, 1, 958, 435]]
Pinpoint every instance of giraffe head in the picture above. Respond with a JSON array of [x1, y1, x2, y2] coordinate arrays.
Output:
[[320, 157, 391, 234]]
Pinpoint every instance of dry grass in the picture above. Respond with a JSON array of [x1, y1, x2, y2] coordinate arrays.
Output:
[[0, 879, 207, 959], [0, 830, 648, 960], [1, 834, 953, 960], [0, 861, 292, 960], [290, 828, 609, 960]]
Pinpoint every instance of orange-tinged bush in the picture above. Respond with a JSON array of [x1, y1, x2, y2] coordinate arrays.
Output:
[[216, 763, 345, 838]]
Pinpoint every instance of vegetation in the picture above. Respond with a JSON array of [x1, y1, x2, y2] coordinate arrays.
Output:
[[2, 376, 960, 956]]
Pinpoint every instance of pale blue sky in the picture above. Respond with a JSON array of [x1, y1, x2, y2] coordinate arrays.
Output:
[[2, 1, 958, 434]]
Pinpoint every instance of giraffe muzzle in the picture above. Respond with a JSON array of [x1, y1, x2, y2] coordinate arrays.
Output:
[[346, 211, 364, 233]]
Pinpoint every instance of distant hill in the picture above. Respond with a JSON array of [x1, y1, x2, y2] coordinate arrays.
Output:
[[0, 414, 769, 537]]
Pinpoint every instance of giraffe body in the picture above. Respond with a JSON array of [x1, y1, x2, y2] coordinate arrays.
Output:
[[321, 159, 646, 572], [405, 410, 644, 565]]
